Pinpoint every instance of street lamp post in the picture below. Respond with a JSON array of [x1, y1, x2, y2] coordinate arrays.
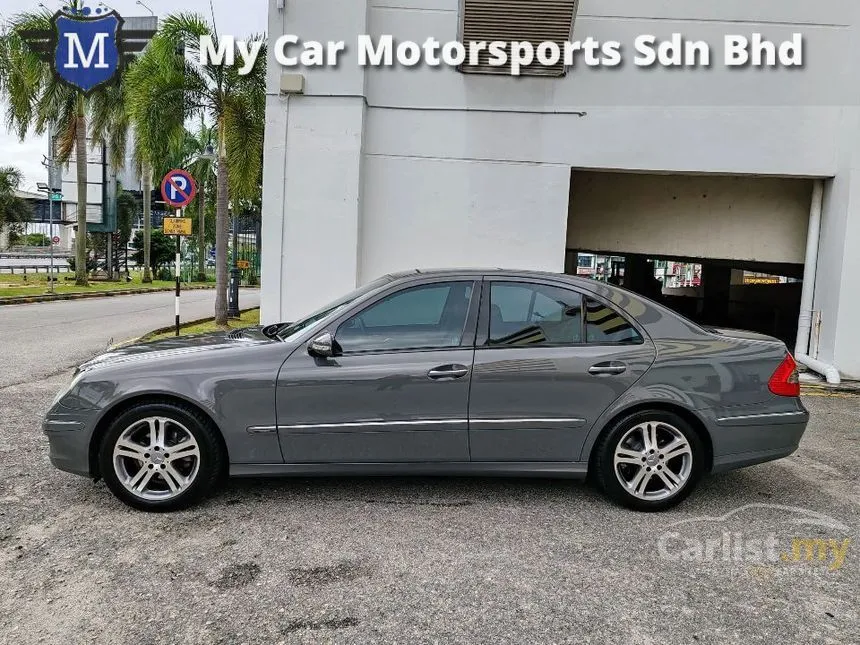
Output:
[[37, 182, 61, 294], [135, 1, 155, 16], [40, 126, 63, 293]]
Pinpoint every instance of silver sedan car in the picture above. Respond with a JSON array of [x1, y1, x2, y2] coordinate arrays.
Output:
[[44, 269, 809, 512]]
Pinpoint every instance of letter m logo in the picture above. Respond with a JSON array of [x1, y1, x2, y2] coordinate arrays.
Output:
[[52, 11, 123, 94]]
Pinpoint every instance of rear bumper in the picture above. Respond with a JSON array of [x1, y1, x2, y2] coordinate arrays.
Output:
[[711, 435, 804, 473], [707, 407, 809, 473]]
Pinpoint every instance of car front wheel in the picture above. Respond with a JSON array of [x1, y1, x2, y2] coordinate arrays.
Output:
[[98, 402, 224, 512], [593, 411, 704, 512]]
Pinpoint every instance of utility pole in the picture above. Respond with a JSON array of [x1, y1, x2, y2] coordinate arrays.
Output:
[[227, 211, 240, 318], [105, 151, 117, 280], [40, 125, 63, 293], [48, 193, 54, 292]]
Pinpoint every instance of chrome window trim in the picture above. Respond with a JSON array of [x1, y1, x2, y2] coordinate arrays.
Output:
[[246, 425, 278, 434], [469, 418, 586, 425], [277, 418, 585, 431], [280, 420, 465, 430], [715, 411, 807, 423]]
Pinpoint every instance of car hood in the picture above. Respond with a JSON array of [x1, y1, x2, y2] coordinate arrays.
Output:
[[77, 327, 275, 373]]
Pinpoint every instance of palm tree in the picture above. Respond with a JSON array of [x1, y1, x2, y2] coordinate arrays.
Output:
[[124, 49, 178, 284], [0, 6, 129, 286], [185, 121, 216, 282], [126, 14, 265, 324], [0, 166, 32, 236]]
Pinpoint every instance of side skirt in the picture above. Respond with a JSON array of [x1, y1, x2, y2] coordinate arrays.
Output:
[[230, 461, 589, 479]]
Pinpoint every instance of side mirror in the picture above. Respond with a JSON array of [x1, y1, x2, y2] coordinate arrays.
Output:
[[308, 332, 335, 358]]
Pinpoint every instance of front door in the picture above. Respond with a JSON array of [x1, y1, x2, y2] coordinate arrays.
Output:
[[468, 279, 656, 462], [276, 279, 479, 463]]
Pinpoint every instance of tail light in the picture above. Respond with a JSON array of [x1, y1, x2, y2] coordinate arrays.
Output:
[[769, 353, 800, 397]]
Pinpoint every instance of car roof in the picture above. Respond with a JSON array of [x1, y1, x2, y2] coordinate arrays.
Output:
[[384, 268, 593, 285]]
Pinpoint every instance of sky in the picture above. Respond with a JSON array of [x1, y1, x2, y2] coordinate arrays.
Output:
[[0, 0, 268, 191]]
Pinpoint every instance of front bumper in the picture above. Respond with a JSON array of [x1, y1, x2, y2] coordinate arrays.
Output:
[[43, 412, 94, 478]]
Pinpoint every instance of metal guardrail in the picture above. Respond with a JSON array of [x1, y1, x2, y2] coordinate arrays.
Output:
[[0, 265, 73, 275], [1, 251, 73, 258]]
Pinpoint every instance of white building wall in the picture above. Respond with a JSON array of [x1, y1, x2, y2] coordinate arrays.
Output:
[[364, 1, 854, 110], [359, 157, 570, 282], [281, 96, 365, 312], [263, 0, 860, 377], [261, 0, 371, 322], [365, 106, 841, 177], [816, 108, 860, 376]]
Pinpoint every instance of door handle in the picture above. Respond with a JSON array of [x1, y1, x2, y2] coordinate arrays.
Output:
[[428, 364, 470, 380], [588, 362, 627, 376]]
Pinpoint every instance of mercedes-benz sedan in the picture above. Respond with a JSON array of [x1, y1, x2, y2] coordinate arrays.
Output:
[[44, 269, 809, 512]]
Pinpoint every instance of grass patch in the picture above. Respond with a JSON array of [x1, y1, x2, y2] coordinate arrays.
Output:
[[145, 309, 260, 342], [0, 271, 210, 298]]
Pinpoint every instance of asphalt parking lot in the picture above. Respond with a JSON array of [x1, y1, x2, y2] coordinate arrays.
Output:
[[0, 372, 857, 644]]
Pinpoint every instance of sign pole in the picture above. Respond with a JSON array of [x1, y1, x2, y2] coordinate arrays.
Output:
[[160, 169, 197, 336], [175, 208, 182, 337], [48, 195, 54, 294]]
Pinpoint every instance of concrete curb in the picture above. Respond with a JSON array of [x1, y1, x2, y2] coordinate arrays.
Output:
[[801, 382, 860, 396], [0, 284, 216, 306]]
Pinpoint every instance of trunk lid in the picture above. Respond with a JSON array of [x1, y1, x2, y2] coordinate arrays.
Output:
[[707, 327, 785, 346]]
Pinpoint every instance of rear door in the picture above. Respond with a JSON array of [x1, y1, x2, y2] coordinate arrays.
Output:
[[276, 278, 479, 463], [468, 278, 656, 462]]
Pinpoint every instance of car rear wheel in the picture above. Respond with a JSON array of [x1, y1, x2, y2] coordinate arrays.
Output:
[[593, 411, 704, 512], [98, 402, 224, 512]]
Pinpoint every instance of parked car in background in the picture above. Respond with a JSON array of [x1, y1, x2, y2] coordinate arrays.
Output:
[[44, 269, 808, 512]]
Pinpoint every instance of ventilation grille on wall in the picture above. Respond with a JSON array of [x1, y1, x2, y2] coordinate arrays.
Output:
[[460, 0, 579, 77]]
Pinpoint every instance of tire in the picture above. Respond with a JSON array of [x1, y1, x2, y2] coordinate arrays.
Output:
[[592, 410, 704, 512], [98, 401, 225, 512]]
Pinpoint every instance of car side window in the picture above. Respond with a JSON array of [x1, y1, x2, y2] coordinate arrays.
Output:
[[336, 282, 474, 353], [585, 298, 643, 344], [488, 282, 583, 346]]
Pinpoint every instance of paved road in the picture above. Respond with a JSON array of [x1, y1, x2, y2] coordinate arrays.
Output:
[[0, 302, 856, 644], [0, 289, 260, 388]]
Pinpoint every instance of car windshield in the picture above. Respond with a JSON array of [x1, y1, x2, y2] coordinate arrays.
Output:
[[269, 275, 396, 342]]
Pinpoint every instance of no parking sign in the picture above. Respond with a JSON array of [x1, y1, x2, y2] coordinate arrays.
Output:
[[160, 169, 197, 208], [159, 168, 197, 338]]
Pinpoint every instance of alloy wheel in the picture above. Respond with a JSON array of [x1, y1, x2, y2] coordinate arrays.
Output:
[[112, 416, 201, 501], [612, 421, 693, 501]]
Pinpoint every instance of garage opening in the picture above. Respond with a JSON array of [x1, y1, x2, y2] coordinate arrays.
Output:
[[565, 171, 813, 347]]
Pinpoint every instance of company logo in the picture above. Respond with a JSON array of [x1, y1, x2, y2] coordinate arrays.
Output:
[[51, 4, 122, 93], [18, 3, 155, 95]]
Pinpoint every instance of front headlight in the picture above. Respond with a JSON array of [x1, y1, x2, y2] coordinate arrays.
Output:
[[50, 371, 84, 409]]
